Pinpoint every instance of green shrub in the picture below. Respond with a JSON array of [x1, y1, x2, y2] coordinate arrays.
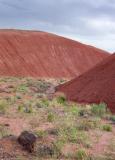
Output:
[[35, 101, 43, 108], [91, 117, 101, 128], [18, 104, 25, 112], [38, 81, 50, 91], [58, 126, 78, 143], [47, 113, 55, 122], [0, 100, 8, 114], [41, 99, 49, 107], [25, 104, 33, 113], [70, 105, 79, 116], [102, 124, 112, 132], [57, 95, 66, 104], [8, 96, 16, 105], [35, 130, 47, 138], [53, 140, 65, 157], [78, 117, 101, 131], [18, 102, 33, 113], [17, 84, 28, 93], [78, 107, 91, 117], [0, 125, 11, 138], [76, 132, 89, 146], [75, 148, 88, 160], [77, 120, 95, 131], [110, 115, 115, 122], [68, 127, 78, 143], [91, 103, 107, 117]]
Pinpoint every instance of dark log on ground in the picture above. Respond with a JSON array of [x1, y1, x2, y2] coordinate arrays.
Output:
[[18, 131, 37, 152]]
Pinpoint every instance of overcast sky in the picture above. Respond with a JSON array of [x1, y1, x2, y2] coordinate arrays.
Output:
[[0, 0, 115, 52]]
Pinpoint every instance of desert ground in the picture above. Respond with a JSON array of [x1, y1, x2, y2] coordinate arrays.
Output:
[[0, 77, 114, 160]]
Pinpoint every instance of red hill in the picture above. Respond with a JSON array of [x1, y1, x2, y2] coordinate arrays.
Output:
[[57, 54, 115, 113], [0, 29, 109, 78]]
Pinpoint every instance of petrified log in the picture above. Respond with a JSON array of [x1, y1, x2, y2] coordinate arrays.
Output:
[[18, 131, 37, 152]]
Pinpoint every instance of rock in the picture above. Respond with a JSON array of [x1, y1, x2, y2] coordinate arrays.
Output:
[[18, 131, 37, 153]]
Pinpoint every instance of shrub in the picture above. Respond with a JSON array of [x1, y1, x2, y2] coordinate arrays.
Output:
[[17, 84, 28, 93], [102, 124, 112, 132], [35, 130, 47, 138], [25, 104, 33, 113], [0, 100, 8, 114], [78, 107, 91, 117], [18, 104, 24, 112], [68, 127, 78, 143], [41, 99, 49, 107], [8, 96, 16, 105], [38, 81, 50, 92], [0, 125, 11, 138], [57, 94, 66, 105], [91, 117, 101, 128], [35, 101, 43, 108], [58, 126, 78, 143], [110, 115, 115, 122], [47, 113, 55, 122], [18, 102, 33, 113], [91, 103, 107, 117], [78, 117, 101, 131], [70, 105, 79, 116], [77, 120, 95, 131], [76, 132, 89, 146], [53, 140, 65, 157], [59, 79, 66, 84], [75, 148, 88, 160]]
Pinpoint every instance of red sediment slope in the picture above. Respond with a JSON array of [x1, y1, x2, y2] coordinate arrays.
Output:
[[0, 29, 109, 78], [57, 54, 115, 113]]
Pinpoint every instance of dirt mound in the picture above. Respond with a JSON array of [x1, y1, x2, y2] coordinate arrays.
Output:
[[57, 54, 115, 113], [0, 29, 109, 78]]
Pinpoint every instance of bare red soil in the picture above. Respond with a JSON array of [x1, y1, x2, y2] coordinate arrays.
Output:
[[0, 29, 109, 78], [57, 54, 115, 113]]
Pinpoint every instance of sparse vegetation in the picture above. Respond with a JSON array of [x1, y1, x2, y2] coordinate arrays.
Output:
[[18, 102, 33, 113], [102, 124, 112, 132], [35, 130, 47, 138], [18, 104, 25, 112], [0, 77, 114, 160], [91, 103, 107, 117], [110, 115, 115, 122], [70, 104, 80, 116], [41, 98, 50, 107], [47, 112, 55, 122], [0, 100, 8, 114], [77, 119, 95, 131], [17, 84, 28, 93], [52, 140, 65, 157], [0, 125, 11, 138], [56, 94, 66, 104], [75, 148, 88, 160]]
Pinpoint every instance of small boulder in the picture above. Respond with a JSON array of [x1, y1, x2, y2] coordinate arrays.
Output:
[[18, 131, 37, 152]]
